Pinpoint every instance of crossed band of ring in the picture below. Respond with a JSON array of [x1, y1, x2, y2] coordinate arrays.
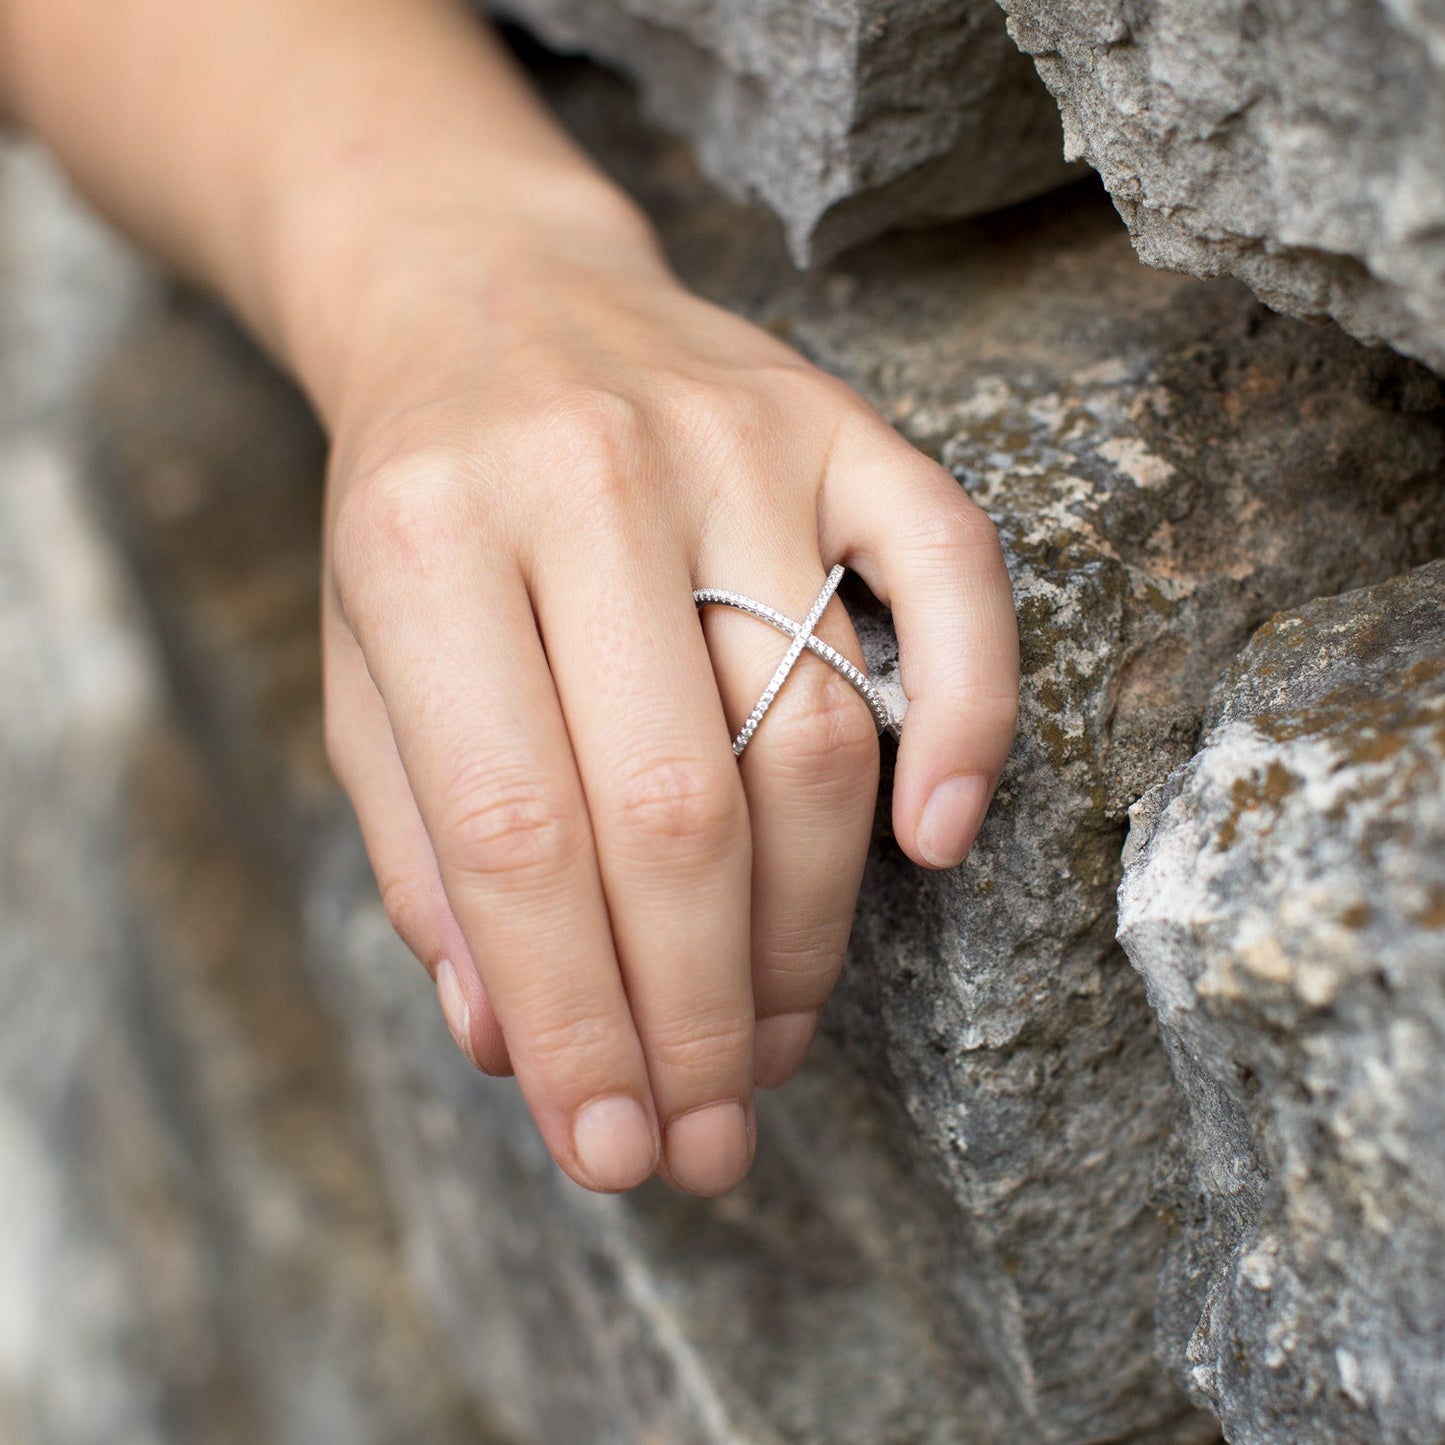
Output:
[[693, 564, 893, 758]]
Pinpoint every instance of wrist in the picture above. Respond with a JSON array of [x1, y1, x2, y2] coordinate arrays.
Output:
[[264, 151, 666, 429], [225, 3, 668, 428]]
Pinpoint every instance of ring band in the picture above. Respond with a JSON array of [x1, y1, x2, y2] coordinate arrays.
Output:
[[694, 564, 893, 757]]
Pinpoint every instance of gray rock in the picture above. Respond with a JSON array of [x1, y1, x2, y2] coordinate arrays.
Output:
[[0, 414, 189, 1445], [87, 60, 1445, 1442], [485, 0, 1081, 263], [0, 139, 209, 1445], [1119, 562, 1445, 1445], [997, 1, 1445, 375], [0, 142, 156, 430], [799, 225, 1445, 1442]]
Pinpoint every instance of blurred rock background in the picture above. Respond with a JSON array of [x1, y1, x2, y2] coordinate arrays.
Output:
[[2, 8, 1442, 1443], [0, 143, 502, 1445]]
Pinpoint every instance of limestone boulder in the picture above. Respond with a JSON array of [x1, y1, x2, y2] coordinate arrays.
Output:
[[1119, 562, 1445, 1445], [485, 1, 1080, 263], [997, 0, 1445, 374]]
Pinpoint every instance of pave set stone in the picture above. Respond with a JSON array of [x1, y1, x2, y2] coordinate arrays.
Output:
[[694, 564, 893, 757]]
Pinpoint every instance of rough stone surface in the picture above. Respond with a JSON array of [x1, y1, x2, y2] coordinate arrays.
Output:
[[0, 140, 502, 1445], [997, 1, 1445, 375], [485, 2, 1081, 263], [1118, 562, 1445, 1445], [803, 231, 1445, 1443], [81, 59, 1445, 1443], [9, 34, 1445, 1443]]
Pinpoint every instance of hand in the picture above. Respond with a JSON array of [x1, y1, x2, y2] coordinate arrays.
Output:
[[3, 0, 1017, 1197], [2, 0, 1016, 1196], [319, 218, 1019, 1197]]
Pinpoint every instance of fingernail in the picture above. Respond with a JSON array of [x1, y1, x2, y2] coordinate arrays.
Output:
[[917, 773, 991, 867], [572, 1095, 658, 1192], [435, 958, 478, 1068], [665, 1101, 751, 1196], [754, 1012, 819, 1090]]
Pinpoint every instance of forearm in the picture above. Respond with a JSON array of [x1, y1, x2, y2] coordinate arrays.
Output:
[[0, 0, 660, 421]]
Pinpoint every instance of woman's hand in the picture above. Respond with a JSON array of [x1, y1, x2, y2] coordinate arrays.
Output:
[[1, 0, 1018, 1196], [319, 217, 1019, 1196]]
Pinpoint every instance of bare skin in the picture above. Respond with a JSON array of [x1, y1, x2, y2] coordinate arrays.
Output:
[[0, 0, 1019, 1196]]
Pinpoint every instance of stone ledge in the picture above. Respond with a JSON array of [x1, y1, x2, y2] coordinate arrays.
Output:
[[998, 1, 1445, 375], [486, 2, 1082, 264]]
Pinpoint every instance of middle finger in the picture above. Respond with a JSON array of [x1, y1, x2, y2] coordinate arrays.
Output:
[[532, 521, 757, 1196]]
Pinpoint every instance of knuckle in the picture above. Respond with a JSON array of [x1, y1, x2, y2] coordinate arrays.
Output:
[[645, 1013, 756, 1081], [336, 454, 461, 555], [983, 689, 1022, 732], [945, 689, 1022, 737], [331, 454, 469, 619], [539, 387, 648, 479], [755, 925, 846, 1000], [522, 1007, 624, 1075], [907, 499, 1000, 563], [604, 756, 741, 855], [652, 367, 727, 422], [659, 371, 766, 445], [744, 358, 833, 407], [527, 387, 656, 531], [441, 771, 588, 889], [763, 662, 879, 781], [378, 873, 431, 953]]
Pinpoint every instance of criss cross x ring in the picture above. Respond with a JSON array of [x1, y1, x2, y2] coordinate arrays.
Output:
[[694, 564, 893, 758]]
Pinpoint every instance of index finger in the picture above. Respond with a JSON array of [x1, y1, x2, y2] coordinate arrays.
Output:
[[819, 417, 1019, 868]]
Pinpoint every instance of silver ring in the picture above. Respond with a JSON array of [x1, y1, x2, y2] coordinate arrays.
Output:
[[694, 564, 893, 757]]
